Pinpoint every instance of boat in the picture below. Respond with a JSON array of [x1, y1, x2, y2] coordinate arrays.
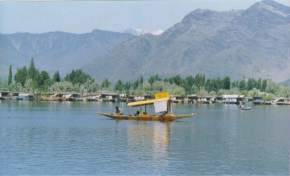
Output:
[[239, 104, 252, 110], [97, 112, 194, 121], [97, 91, 195, 122], [240, 107, 252, 110], [16, 93, 34, 101]]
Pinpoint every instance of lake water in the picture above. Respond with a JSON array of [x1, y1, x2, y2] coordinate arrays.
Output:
[[0, 101, 289, 175]]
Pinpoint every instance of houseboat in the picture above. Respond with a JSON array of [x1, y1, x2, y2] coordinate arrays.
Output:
[[16, 93, 34, 101], [63, 93, 82, 101], [253, 96, 264, 105], [273, 98, 290, 105], [187, 94, 197, 104], [100, 92, 120, 102], [223, 95, 244, 104], [170, 95, 185, 103], [0, 91, 11, 100]]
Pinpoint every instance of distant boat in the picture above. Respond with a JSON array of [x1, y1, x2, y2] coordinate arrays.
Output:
[[97, 91, 195, 122], [239, 104, 252, 110], [16, 93, 34, 101], [240, 106, 252, 110]]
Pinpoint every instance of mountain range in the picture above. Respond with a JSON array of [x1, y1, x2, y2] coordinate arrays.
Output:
[[0, 30, 134, 78], [1, 0, 290, 82]]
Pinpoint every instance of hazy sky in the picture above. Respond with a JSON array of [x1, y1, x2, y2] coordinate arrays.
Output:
[[0, 0, 290, 34]]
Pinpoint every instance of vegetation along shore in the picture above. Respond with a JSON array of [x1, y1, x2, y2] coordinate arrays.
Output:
[[0, 59, 290, 105]]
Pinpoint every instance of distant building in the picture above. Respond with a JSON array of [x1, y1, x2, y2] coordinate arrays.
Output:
[[16, 93, 34, 101], [0, 91, 10, 100], [134, 96, 145, 101], [187, 95, 198, 104], [86, 95, 101, 102], [63, 93, 82, 101], [222, 95, 244, 104], [100, 92, 120, 102], [171, 95, 185, 103], [273, 98, 290, 105], [198, 96, 215, 104], [253, 96, 264, 105]]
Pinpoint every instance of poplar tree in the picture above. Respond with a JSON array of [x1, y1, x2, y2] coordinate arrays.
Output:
[[8, 65, 12, 85]]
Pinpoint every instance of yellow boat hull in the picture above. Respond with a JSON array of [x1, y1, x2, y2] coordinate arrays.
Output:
[[97, 113, 194, 121]]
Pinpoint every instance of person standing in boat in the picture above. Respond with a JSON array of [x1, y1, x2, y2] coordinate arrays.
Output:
[[115, 106, 121, 114], [135, 110, 140, 116]]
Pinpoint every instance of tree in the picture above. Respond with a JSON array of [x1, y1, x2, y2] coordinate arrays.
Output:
[[64, 69, 93, 85], [8, 65, 12, 85], [83, 80, 99, 93], [172, 86, 186, 96], [239, 80, 246, 91], [133, 79, 140, 90], [184, 76, 194, 94], [261, 79, 267, 91], [50, 81, 74, 92], [257, 78, 262, 90], [262, 93, 274, 101], [38, 71, 50, 85], [148, 74, 161, 86], [247, 88, 261, 97], [37, 71, 51, 90], [123, 82, 131, 93], [139, 76, 144, 85], [8, 82, 23, 92], [53, 71, 61, 82], [28, 58, 38, 80], [196, 89, 208, 97], [247, 79, 256, 90], [15, 66, 28, 86], [115, 80, 124, 92], [24, 79, 36, 92], [223, 76, 231, 90], [168, 75, 183, 86], [205, 79, 211, 92], [151, 81, 165, 92], [194, 74, 205, 90], [148, 76, 154, 86], [101, 79, 111, 89]]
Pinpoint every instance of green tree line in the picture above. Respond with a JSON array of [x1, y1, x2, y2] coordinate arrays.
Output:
[[1, 59, 289, 99]]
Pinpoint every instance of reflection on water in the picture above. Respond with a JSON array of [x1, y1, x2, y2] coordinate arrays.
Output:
[[127, 122, 171, 172]]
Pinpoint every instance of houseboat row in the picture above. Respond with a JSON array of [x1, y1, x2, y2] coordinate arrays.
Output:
[[1, 91, 289, 105], [0, 91, 34, 101]]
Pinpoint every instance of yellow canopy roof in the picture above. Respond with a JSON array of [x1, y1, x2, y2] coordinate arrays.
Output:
[[155, 92, 169, 99], [127, 98, 169, 107]]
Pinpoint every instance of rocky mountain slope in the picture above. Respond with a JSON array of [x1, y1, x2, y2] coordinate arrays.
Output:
[[0, 30, 134, 77], [87, 0, 290, 81]]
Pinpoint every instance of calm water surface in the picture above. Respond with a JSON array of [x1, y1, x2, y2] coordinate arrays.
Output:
[[0, 101, 289, 175]]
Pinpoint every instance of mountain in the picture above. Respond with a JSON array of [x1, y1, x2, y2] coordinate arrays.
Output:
[[281, 79, 290, 86], [1, 0, 290, 82], [86, 0, 290, 82], [0, 30, 134, 77]]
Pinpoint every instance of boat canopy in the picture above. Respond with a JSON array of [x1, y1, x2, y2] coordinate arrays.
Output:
[[128, 97, 169, 107], [128, 91, 170, 107]]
